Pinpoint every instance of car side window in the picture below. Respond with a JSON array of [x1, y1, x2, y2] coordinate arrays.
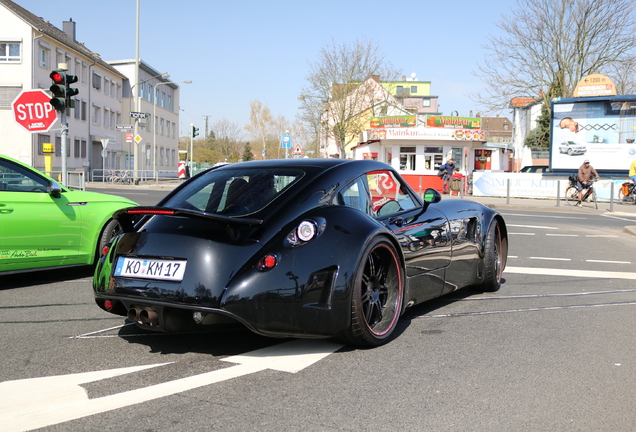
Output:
[[337, 177, 371, 215], [365, 170, 418, 217], [0, 159, 48, 192]]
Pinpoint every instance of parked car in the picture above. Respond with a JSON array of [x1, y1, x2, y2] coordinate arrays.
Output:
[[93, 159, 508, 347], [559, 141, 587, 155], [0, 154, 137, 275], [520, 165, 551, 173]]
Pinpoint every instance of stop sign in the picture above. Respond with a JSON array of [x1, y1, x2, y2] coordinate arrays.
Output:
[[11, 89, 58, 133]]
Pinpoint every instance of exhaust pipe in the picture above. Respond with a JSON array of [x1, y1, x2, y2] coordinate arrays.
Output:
[[127, 308, 141, 322], [140, 309, 159, 326]]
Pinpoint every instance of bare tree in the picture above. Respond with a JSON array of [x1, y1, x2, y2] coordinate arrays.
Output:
[[474, 0, 636, 113], [209, 118, 243, 162], [299, 38, 402, 158], [245, 100, 274, 159]]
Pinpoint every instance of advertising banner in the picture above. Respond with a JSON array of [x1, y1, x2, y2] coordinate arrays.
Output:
[[550, 96, 636, 171]]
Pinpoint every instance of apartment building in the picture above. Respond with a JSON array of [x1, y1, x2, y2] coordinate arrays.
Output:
[[0, 0, 183, 179]]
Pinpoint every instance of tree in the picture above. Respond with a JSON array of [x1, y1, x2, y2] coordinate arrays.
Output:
[[208, 118, 243, 161], [299, 37, 401, 158], [242, 142, 254, 161], [245, 100, 274, 159], [474, 0, 636, 113]]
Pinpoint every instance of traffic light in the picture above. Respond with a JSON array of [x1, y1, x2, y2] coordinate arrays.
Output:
[[192, 125, 199, 138], [49, 70, 66, 112], [66, 73, 79, 108]]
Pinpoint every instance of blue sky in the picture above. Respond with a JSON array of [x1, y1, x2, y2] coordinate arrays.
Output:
[[17, 0, 509, 135]]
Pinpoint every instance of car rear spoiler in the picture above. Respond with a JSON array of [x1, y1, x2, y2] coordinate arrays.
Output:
[[114, 206, 264, 232]]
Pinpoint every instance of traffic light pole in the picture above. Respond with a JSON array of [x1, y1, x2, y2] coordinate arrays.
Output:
[[60, 110, 68, 186]]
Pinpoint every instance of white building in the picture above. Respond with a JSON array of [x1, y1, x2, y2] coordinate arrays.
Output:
[[108, 60, 184, 178], [0, 0, 184, 180]]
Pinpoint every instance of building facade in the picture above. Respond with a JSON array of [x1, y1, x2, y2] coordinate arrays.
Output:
[[0, 0, 183, 180]]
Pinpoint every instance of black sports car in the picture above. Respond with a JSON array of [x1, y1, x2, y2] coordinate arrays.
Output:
[[93, 159, 508, 347]]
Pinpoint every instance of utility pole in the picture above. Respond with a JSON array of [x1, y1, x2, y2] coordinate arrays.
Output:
[[203, 115, 213, 141]]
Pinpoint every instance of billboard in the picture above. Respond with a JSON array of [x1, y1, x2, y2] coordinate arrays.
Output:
[[550, 95, 636, 171]]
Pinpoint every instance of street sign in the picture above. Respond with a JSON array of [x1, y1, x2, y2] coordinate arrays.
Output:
[[11, 89, 58, 133], [293, 144, 303, 155], [126, 133, 133, 143], [116, 125, 133, 130], [134, 135, 142, 143], [282, 134, 291, 149], [42, 143, 54, 153], [129, 111, 148, 119]]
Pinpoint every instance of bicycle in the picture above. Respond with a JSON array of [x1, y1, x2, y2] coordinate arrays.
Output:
[[565, 175, 598, 209], [618, 181, 636, 205]]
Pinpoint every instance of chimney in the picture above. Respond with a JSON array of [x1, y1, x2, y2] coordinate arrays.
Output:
[[63, 18, 76, 42]]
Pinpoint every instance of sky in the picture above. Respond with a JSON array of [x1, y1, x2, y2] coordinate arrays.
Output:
[[16, 0, 511, 137]]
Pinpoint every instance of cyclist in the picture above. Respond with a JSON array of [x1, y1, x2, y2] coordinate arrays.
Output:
[[629, 158, 636, 184], [577, 159, 599, 207]]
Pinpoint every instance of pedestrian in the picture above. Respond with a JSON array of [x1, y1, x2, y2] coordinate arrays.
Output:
[[439, 159, 455, 194], [576, 159, 599, 207], [630, 158, 636, 184]]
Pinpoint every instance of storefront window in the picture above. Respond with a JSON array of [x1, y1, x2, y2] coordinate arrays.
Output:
[[424, 147, 443, 171], [451, 148, 463, 170], [399, 147, 416, 171]]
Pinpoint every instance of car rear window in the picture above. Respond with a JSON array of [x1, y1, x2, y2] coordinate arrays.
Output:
[[163, 167, 303, 215]]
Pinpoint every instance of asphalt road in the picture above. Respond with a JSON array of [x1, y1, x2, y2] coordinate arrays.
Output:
[[2, 202, 636, 431]]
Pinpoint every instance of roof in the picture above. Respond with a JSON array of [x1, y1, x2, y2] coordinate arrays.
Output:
[[509, 97, 539, 108], [0, 0, 125, 78]]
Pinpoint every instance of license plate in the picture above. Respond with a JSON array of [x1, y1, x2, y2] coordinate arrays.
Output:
[[114, 257, 187, 281]]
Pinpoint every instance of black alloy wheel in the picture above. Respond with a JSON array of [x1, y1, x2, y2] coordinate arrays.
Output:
[[340, 237, 403, 347]]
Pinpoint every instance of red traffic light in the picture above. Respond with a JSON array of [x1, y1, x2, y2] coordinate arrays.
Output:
[[49, 70, 64, 83]]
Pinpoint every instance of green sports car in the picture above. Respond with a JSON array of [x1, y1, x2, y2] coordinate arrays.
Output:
[[0, 154, 137, 275]]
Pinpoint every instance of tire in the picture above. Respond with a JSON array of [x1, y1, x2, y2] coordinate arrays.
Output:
[[565, 186, 578, 206], [96, 219, 122, 260], [339, 237, 403, 347], [481, 220, 506, 292]]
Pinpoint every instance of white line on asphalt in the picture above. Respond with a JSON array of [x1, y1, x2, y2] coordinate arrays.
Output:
[[419, 301, 636, 318], [505, 266, 636, 280], [502, 213, 587, 220], [546, 233, 578, 237], [507, 224, 558, 229], [458, 288, 636, 300], [509, 233, 535, 235], [586, 259, 631, 264], [529, 257, 571, 261], [585, 234, 618, 238]]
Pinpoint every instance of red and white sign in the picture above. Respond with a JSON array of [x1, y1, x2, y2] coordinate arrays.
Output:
[[11, 89, 58, 133]]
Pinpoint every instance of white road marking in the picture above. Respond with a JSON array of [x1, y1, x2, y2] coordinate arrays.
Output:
[[420, 301, 636, 318], [503, 213, 587, 220], [529, 257, 571, 261], [509, 233, 535, 235], [505, 266, 636, 280], [546, 233, 578, 237], [0, 339, 343, 431], [507, 224, 558, 230], [586, 259, 631, 264], [585, 234, 618, 238]]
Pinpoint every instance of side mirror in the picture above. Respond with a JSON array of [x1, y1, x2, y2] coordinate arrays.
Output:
[[423, 188, 441, 204], [48, 181, 62, 198]]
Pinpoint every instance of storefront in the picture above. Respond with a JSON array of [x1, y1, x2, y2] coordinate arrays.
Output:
[[355, 123, 511, 193]]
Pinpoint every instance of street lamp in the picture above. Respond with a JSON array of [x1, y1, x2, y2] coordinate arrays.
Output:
[[130, 72, 169, 178], [152, 80, 192, 183], [129, 72, 169, 116]]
